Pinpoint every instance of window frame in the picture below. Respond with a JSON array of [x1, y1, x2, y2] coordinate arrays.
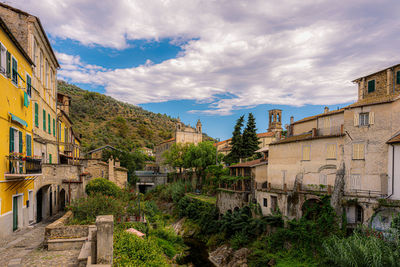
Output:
[[359, 112, 369, 126], [352, 143, 365, 160], [302, 145, 311, 161], [0, 42, 6, 76], [367, 79, 375, 93]]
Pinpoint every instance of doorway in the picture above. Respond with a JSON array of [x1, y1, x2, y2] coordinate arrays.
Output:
[[36, 188, 43, 222], [12, 196, 18, 231]]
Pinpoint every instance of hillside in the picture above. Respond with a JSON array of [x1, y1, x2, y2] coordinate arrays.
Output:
[[58, 81, 212, 152]]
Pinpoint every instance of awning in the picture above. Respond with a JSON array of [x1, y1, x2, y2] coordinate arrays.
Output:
[[9, 112, 28, 127]]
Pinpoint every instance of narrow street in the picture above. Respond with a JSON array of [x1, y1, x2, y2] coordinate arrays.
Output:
[[0, 213, 79, 267]]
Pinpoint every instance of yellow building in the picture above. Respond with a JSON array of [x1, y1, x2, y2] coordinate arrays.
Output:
[[0, 17, 37, 236], [57, 92, 81, 164]]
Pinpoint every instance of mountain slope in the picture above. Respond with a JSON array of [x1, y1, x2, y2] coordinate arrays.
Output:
[[58, 81, 209, 152]]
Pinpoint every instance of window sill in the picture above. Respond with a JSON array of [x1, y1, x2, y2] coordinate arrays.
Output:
[[352, 158, 365, 161]]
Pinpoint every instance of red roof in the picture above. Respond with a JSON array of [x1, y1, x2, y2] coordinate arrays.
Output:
[[387, 132, 400, 144], [257, 132, 275, 138]]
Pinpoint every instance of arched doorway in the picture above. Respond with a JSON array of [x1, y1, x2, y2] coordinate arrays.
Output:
[[36, 188, 43, 222], [59, 189, 66, 210], [301, 198, 322, 220]]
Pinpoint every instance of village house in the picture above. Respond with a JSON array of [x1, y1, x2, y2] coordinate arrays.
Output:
[[256, 64, 400, 230], [155, 119, 202, 173], [0, 16, 36, 236]]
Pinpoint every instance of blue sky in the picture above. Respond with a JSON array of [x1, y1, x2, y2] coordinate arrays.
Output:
[[10, 0, 400, 141]]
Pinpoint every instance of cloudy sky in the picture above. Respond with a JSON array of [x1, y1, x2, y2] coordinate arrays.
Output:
[[8, 0, 400, 140]]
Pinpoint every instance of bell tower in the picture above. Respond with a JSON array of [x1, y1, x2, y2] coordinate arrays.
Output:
[[176, 118, 182, 132], [196, 119, 202, 133], [268, 109, 282, 133]]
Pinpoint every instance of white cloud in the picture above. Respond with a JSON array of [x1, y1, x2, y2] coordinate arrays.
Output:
[[10, 0, 400, 114]]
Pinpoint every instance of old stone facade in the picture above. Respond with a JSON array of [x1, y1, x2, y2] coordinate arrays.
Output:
[[155, 119, 202, 172], [256, 64, 400, 229]]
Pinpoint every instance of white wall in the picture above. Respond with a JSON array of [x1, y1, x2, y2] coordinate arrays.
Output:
[[388, 144, 400, 199]]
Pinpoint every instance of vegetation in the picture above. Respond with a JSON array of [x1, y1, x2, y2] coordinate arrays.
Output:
[[85, 177, 122, 197], [225, 115, 244, 164], [242, 113, 261, 158]]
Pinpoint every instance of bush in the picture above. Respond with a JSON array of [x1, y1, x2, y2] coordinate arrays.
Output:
[[231, 231, 249, 249], [68, 193, 124, 224], [85, 177, 121, 197], [114, 230, 168, 267], [323, 232, 400, 267], [149, 228, 186, 258]]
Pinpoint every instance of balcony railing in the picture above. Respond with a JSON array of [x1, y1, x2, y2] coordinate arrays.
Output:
[[6, 154, 42, 178]]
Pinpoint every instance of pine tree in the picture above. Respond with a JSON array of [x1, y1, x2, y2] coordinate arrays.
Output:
[[242, 113, 260, 158], [226, 115, 244, 164]]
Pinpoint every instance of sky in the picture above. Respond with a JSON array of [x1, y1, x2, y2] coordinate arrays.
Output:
[[7, 0, 400, 140]]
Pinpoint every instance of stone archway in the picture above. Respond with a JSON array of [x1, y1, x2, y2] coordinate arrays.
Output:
[[36, 184, 50, 222]]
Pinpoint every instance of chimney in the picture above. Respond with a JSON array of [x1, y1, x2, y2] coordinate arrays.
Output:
[[290, 116, 294, 124], [312, 128, 317, 137], [324, 107, 329, 114]]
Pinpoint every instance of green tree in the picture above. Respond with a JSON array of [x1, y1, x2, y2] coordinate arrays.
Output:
[[225, 115, 244, 164], [162, 143, 188, 180], [242, 113, 260, 158], [184, 141, 217, 187]]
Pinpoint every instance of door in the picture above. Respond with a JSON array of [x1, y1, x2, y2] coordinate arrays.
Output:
[[13, 196, 18, 231], [49, 191, 52, 216], [36, 189, 42, 222]]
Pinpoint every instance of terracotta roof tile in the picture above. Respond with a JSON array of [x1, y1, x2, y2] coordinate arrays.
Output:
[[293, 109, 344, 124], [257, 132, 275, 138], [387, 132, 400, 144], [345, 94, 399, 109], [229, 158, 267, 168]]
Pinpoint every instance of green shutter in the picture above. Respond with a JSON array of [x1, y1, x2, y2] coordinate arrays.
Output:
[[53, 119, 55, 136], [26, 135, 32, 157], [34, 103, 39, 127], [43, 109, 46, 131], [48, 114, 50, 134], [397, 71, 400, 85], [368, 80, 375, 93], [9, 127, 14, 152], [12, 57, 17, 84], [26, 75, 32, 96], [49, 154, 52, 164], [6, 51, 10, 78], [18, 131, 22, 153]]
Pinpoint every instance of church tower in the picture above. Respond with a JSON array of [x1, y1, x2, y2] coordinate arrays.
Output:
[[176, 118, 182, 132], [196, 119, 202, 133], [268, 109, 283, 133]]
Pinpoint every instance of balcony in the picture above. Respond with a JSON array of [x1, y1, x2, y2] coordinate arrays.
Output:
[[218, 176, 251, 192], [5, 154, 42, 180]]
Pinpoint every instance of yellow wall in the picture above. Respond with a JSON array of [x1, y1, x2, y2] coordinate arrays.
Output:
[[0, 26, 34, 215]]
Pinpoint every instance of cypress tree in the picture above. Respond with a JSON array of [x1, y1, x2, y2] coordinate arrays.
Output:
[[226, 115, 244, 164], [242, 113, 260, 158]]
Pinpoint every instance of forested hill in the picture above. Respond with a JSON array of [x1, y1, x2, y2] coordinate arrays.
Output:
[[58, 81, 212, 152]]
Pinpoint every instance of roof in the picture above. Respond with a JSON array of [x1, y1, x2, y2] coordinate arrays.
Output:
[[229, 158, 267, 168], [158, 137, 175, 145], [345, 94, 399, 109], [0, 17, 34, 66], [0, 3, 60, 68], [387, 131, 400, 144], [257, 132, 275, 138], [58, 109, 73, 125], [255, 146, 269, 153], [87, 145, 120, 154], [352, 63, 400, 82], [292, 108, 344, 125]]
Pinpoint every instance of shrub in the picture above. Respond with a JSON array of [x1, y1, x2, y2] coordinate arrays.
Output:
[[68, 193, 124, 224], [85, 177, 121, 197], [231, 231, 249, 249], [149, 228, 186, 258], [114, 230, 168, 267]]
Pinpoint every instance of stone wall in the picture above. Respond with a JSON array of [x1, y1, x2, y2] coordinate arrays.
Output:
[[216, 190, 249, 214]]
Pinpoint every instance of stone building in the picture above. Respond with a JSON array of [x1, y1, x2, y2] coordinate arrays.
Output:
[[155, 119, 202, 173], [256, 64, 400, 230]]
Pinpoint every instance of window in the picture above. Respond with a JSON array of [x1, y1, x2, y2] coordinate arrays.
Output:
[[49, 154, 52, 164], [0, 43, 6, 74], [263, 198, 268, 207], [53, 119, 55, 137], [26, 134, 32, 157], [11, 56, 18, 85], [43, 109, 46, 131], [350, 174, 361, 190], [397, 70, 400, 85], [6, 51, 10, 78], [367, 80, 375, 93], [32, 39, 37, 67], [326, 144, 336, 159], [34, 103, 39, 127], [302, 145, 311, 161], [271, 196, 278, 212], [359, 113, 369, 126], [48, 114, 51, 134], [353, 143, 365, 160], [319, 173, 327, 185], [26, 74, 32, 97]]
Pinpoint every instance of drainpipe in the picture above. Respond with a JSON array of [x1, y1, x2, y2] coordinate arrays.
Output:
[[386, 144, 395, 199]]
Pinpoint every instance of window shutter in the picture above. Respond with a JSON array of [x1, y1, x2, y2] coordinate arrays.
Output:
[[48, 114, 50, 134], [303, 146, 310, 160], [43, 110, 46, 131], [397, 71, 400, 84], [368, 80, 375, 93], [19, 131, 22, 153], [49, 154, 52, 164], [26, 135, 31, 157], [35, 103, 39, 127], [359, 144, 365, 159], [27, 75, 32, 97], [6, 51, 10, 77], [353, 144, 358, 159], [12, 57, 17, 84], [353, 113, 359, 126], [53, 119, 55, 136], [369, 112, 374, 125], [9, 127, 14, 152]]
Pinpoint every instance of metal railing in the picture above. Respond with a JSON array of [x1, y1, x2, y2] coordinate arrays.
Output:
[[7, 155, 42, 174]]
